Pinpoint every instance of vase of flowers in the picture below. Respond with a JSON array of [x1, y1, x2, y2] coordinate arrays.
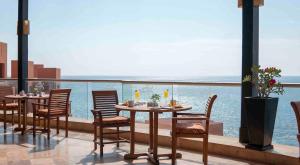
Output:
[[243, 65, 284, 151]]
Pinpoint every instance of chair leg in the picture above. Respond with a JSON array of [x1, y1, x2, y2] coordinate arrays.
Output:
[[203, 137, 208, 165], [38, 116, 41, 126], [43, 118, 46, 130], [56, 117, 59, 134], [17, 107, 20, 128], [3, 109, 6, 130], [33, 114, 36, 137], [65, 116, 68, 137], [47, 118, 50, 140], [116, 126, 120, 147], [172, 135, 177, 165], [12, 110, 14, 126], [99, 125, 103, 156], [94, 125, 97, 150]]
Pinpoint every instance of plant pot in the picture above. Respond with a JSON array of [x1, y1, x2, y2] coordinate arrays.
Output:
[[147, 101, 158, 107], [244, 97, 278, 151]]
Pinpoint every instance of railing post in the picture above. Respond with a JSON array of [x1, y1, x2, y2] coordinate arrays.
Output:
[[17, 0, 29, 92], [239, 0, 260, 143]]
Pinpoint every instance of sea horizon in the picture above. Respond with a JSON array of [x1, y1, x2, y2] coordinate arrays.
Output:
[[61, 75, 300, 83]]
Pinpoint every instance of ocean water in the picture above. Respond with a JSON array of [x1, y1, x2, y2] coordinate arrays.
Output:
[[54, 76, 300, 147]]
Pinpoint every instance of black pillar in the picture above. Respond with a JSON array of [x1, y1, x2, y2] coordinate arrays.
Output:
[[239, 0, 259, 143], [17, 0, 29, 92]]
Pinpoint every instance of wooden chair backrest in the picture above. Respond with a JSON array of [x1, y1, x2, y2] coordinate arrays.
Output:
[[48, 89, 71, 116], [291, 101, 300, 136], [0, 85, 14, 103], [204, 95, 217, 119], [203, 95, 217, 133], [92, 90, 119, 118]]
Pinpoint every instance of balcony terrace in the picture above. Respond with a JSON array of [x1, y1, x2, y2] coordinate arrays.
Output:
[[0, 78, 299, 165], [1, 0, 300, 164]]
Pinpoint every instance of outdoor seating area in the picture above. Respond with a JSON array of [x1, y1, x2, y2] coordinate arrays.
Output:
[[0, 86, 299, 164], [0, 87, 220, 164]]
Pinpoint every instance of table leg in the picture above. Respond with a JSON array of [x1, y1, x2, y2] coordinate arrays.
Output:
[[130, 111, 135, 155], [14, 99, 23, 132], [147, 111, 182, 164], [124, 111, 142, 159], [38, 99, 41, 126], [17, 99, 21, 128], [22, 100, 27, 135], [148, 112, 154, 153], [152, 111, 159, 164]]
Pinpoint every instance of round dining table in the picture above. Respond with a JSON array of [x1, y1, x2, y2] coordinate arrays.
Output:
[[5, 94, 49, 135], [115, 104, 192, 164]]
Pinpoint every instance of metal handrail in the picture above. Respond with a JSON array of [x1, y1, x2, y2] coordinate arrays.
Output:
[[0, 78, 300, 88]]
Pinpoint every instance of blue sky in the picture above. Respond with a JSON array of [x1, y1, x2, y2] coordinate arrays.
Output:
[[0, 0, 299, 76]]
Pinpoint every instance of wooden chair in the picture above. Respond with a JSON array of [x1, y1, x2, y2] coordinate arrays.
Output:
[[32, 89, 71, 140], [171, 95, 217, 165], [0, 86, 18, 130], [291, 101, 300, 145], [91, 90, 130, 156]]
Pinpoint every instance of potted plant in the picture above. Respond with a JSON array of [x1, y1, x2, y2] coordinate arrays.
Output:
[[147, 94, 161, 107], [243, 65, 284, 151]]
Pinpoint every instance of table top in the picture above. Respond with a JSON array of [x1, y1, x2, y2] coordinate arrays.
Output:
[[115, 104, 192, 113], [5, 94, 49, 100]]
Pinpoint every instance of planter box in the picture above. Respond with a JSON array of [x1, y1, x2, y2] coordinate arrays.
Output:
[[244, 97, 278, 151]]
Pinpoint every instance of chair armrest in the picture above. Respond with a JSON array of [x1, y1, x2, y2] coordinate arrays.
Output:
[[91, 109, 103, 122], [91, 109, 103, 116], [172, 116, 208, 121], [176, 112, 205, 116]]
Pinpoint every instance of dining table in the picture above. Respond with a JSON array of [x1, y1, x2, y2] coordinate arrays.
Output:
[[115, 103, 192, 164], [5, 94, 49, 135]]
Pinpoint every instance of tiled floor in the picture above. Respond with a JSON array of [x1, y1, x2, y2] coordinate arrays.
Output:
[[0, 125, 264, 165]]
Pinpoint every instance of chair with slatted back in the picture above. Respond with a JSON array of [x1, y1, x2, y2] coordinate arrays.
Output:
[[32, 89, 71, 140], [291, 101, 300, 146], [91, 90, 130, 156], [0, 85, 18, 130], [171, 95, 217, 165]]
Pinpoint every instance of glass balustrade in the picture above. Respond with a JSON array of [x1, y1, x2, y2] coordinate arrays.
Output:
[[0, 78, 299, 146]]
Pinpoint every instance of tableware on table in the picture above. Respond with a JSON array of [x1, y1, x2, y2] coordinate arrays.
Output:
[[163, 89, 169, 106], [170, 99, 177, 107], [12, 87, 16, 95], [39, 92, 45, 97], [174, 104, 183, 108], [163, 89, 169, 99], [134, 90, 141, 102], [128, 100, 134, 107], [160, 106, 172, 110], [19, 90, 25, 96], [147, 102, 157, 107]]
